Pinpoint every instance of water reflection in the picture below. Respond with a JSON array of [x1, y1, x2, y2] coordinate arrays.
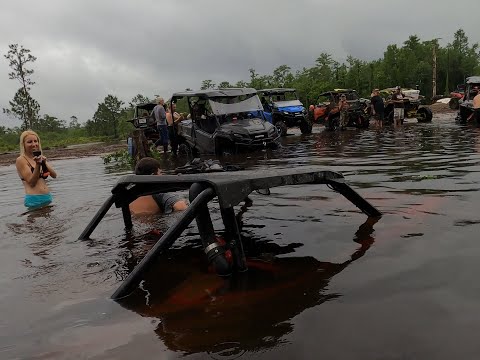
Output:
[[118, 217, 379, 355]]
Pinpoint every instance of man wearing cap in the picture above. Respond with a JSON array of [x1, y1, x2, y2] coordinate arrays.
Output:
[[391, 86, 405, 127], [370, 89, 384, 128], [153, 97, 169, 153]]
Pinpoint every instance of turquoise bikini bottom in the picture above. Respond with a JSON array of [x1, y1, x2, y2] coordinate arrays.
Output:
[[24, 193, 53, 208]]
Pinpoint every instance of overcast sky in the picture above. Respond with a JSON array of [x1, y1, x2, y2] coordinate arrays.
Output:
[[0, 0, 478, 128]]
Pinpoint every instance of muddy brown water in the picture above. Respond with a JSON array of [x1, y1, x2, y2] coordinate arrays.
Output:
[[2, 115, 480, 359]]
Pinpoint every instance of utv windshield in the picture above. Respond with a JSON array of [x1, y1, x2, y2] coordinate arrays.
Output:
[[208, 94, 263, 115], [266, 91, 298, 102], [274, 99, 303, 107]]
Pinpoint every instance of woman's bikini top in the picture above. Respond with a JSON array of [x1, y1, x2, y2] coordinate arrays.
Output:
[[20, 156, 48, 181]]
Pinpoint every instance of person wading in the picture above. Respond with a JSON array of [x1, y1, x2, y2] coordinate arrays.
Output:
[[391, 86, 405, 127], [370, 89, 385, 129], [338, 94, 350, 130], [16, 130, 57, 209]]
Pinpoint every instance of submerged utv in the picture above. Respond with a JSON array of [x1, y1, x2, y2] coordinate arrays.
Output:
[[258, 88, 312, 136], [79, 167, 382, 301], [174, 88, 279, 156]]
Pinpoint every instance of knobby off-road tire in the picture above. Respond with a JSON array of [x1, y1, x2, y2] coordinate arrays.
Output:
[[178, 142, 195, 158], [274, 121, 288, 137], [325, 116, 340, 131], [416, 107, 433, 123], [299, 117, 313, 134], [449, 98, 460, 110]]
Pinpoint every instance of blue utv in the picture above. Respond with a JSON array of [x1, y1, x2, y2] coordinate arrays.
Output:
[[258, 88, 312, 136]]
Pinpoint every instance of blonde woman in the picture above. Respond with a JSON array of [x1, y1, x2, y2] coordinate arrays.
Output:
[[16, 130, 57, 208]]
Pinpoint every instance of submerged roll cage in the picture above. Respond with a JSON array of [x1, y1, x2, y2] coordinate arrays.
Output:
[[79, 167, 382, 300]]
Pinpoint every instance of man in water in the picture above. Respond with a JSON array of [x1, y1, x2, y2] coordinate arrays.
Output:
[[129, 157, 188, 215], [391, 86, 405, 127], [338, 94, 349, 130], [370, 89, 385, 128]]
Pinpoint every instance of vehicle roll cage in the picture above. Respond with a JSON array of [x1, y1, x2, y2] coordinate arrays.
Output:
[[79, 168, 382, 300]]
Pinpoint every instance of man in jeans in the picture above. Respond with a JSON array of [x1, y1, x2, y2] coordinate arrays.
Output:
[[153, 97, 168, 153]]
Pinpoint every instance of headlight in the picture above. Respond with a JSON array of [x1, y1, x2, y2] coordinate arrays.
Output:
[[283, 111, 289, 115]]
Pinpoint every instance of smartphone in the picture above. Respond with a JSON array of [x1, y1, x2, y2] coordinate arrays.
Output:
[[33, 150, 42, 157]]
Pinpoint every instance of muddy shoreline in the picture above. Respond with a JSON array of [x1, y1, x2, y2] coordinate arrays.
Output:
[[0, 102, 455, 167], [0, 142, 127, 167]]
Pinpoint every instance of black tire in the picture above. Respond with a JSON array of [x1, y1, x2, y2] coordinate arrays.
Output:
[[274, 120, 288, 137], [299, 117, 313, 134], [325, 116, 340, 131], [220, 146, 235, 157], [385, 110, 394, 125], [216, 139, 236, 157], [357, 113, 369, 129], [449, 98, 459, 110], [416, 107, 433, 123], [178, 142, 194, 158]]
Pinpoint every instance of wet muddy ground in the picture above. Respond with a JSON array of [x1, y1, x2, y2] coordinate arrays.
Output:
[[2, 109, 480, 359]]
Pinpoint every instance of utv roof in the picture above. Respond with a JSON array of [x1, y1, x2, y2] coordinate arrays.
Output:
[[258, 88, 297, 94], [318, 89, 356, 96], [135, 102, 156, 109], [466, 76, 480, 84], [333, 88, 357, 93], [171, 88, 257, 99]]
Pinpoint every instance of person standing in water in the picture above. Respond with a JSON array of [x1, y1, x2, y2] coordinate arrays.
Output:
[[16, 130, 57, 209], [370, 89, 385, 128]]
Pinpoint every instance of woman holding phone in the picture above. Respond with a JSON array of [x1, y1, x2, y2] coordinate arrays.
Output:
[[16, 130, 57, 208]]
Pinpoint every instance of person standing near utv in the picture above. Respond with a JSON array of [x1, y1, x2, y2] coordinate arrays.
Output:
[[391, 86, 405, 127], [166, 103, 184, 156], [370, 89, 385, 128], [338, 94, 350, 130], [153, 97, 169, 153]]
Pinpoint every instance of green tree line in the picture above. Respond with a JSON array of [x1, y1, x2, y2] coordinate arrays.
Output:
[[201, 29, 480, 106], [2, 29, 479, 151]]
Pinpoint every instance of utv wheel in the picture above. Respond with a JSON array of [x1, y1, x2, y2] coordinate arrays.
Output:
[[416, 107, 433, 123], [274, 121, 288, 137], [299, 118, 313, 134], [178, 142, 194, 158], [326, 117, 340, 131], [357, 113, 369, 129], [220, 146, 235, 156], [449, 98, 459, 110], [385, 110, 394, 125]]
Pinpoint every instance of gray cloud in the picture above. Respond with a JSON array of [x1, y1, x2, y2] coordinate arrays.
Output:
[[1, 0, 478, 127]]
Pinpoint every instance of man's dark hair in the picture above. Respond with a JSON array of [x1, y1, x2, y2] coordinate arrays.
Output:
[[135, 157, 161, 175]]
